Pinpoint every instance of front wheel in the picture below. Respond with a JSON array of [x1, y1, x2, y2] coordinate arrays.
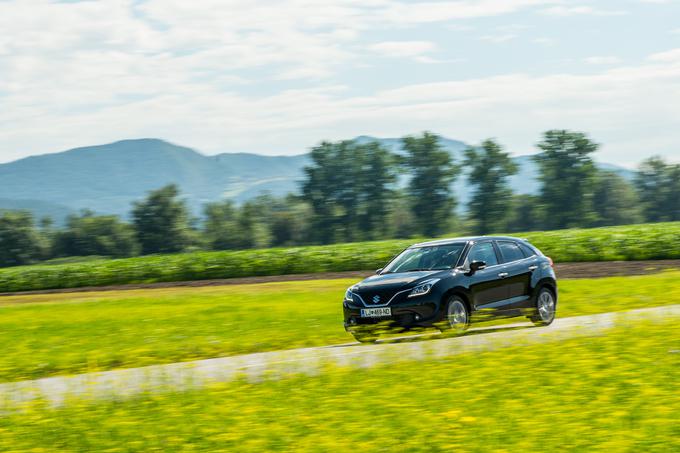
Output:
[[531, 287, 556, 326], [438, 296, 470, 334]]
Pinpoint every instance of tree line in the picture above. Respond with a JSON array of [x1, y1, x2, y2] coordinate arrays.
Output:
[[1, 129, 678, 267]]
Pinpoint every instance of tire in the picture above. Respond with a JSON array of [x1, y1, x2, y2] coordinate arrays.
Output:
[[531, 287, 556, 326], [438, 296, 470, 334]]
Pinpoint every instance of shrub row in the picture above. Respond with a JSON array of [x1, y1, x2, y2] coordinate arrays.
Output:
[[1, 222, 679, 293]]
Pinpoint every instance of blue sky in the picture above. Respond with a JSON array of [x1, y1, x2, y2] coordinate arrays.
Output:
[[1, 0, 679, 167]]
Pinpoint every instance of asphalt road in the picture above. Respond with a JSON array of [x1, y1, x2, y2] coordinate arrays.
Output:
[[1, 304, 678, 408]]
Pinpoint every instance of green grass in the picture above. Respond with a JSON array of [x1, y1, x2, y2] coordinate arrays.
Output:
[[2, 318, 677, 452], [0, 271, 679, 383], [1, 221, 680, 292]]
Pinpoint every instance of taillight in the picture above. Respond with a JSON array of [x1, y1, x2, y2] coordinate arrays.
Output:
[[547, 256, 554, 268]]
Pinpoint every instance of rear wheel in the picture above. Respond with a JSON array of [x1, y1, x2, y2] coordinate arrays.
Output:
[[438, 296, 470, 334], [531, 287, 556, 326]]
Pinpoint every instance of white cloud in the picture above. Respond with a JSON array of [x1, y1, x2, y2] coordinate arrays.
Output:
[[541, 6, 628, 16], [480, 34, 517, 43], [533, 37, 555, 46], [584, 56, 623, 65], [4, 45, 680, 166], [413, 55, 465, 64], [369, 41, 436, 58], [648, 48, 680, 61], [377, 0, 559, 23], [0, 0, 678, 168]]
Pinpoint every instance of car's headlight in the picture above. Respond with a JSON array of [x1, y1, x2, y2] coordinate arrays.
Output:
[[344, 286, 357, 302], [408, 279, 440, 298]]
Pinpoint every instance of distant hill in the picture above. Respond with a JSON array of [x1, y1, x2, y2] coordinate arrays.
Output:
[[0, 137, 635, 222], [0, 139, 308, 220], [0, 198, 74, 225]]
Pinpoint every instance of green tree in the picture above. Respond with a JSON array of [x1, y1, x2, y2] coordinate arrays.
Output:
[[243, 194, 300, 248], [52, 211, 139, 258], [401, 132, 460, 237], [0, 211, 45, 267], [464, 139, 518, 234], [505, 195, 544, 232], [236, 201, 258, 249], [357, 142, 398, 240], [203, 200, 241, 250], [668, 164, 680, 221], [204, 194, 311, 250], [39, 216, 54, 231], [592, 171, 641, 227], [635, 156, 680, 222], [131, 184, 190, 254], [534, 130, 599, 229], [270, 211, 296, 246], [385, 190, 417, 239], [301, 140, 397, 243], [253, 194, 311, 247], [635, 157, 668, 222], [301, 141, 346, 244]]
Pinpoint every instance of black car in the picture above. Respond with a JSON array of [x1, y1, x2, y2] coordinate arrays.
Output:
[[343, 236, 557, 342]]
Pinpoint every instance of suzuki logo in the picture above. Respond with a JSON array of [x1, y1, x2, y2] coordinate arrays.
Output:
[[372, 295, 381, 304]]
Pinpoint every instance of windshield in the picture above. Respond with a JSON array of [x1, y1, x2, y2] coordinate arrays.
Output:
[[382, 243, 466, 274]]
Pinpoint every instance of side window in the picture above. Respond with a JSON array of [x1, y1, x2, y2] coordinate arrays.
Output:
[[467, 242, 499, 267], [519, 243, 537, 258], [497, 241, 525, 263]]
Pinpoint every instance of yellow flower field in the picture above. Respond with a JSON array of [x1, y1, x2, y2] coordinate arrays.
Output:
[[0, 318, 677, 452], [0, 271, 679, 383]]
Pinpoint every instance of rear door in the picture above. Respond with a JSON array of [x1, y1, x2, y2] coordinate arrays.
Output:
[[464, 241, 508, 313], [495, 240, 533, 310]]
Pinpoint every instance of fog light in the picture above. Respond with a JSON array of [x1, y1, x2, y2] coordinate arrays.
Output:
[[415, 314, 421, 321], [350, 318, 357, 325]]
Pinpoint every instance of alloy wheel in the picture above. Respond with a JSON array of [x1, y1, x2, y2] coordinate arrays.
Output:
[[537, 290, 555, 323], [447, 299, 468, 331]]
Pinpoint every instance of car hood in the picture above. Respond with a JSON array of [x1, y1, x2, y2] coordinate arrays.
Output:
[[355, 270, 445, 292]]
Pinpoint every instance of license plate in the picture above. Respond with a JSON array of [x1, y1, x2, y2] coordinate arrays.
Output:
[[360, 307, 392, 318]]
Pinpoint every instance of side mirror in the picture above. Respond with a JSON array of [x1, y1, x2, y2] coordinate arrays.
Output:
[[375, 268, 383, 275], [469, 261, 487, 274]]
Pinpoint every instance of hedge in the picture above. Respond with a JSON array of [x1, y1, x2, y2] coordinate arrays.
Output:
[[0, 222, 679, 293]]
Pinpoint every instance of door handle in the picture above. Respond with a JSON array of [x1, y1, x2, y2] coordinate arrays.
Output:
[[528, 265, 538, 271], [498, 272, 509, 278]]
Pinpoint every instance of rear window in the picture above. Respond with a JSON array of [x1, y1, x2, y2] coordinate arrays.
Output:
[[519, 242, 537, 257], [497, 241, 525, 263]]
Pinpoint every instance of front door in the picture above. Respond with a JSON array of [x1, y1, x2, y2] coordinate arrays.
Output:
[[465, 241, 508, 316]]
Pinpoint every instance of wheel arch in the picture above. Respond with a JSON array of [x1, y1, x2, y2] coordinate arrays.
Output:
[[535, 278, 558, 304], [439, 287, 472, 317]]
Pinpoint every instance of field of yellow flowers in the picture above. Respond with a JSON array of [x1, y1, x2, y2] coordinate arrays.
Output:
[[0, 271, 678, 383], [1, 317, 677, 452]]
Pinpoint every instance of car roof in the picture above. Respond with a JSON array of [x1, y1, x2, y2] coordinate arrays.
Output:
[[411, 236, 528, 248]]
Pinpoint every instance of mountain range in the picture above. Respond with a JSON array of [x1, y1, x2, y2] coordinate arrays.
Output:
[[0, 137, 635, 223]]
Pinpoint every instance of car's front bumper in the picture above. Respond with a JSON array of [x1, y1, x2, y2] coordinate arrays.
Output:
[[343, 295, 441, 330]]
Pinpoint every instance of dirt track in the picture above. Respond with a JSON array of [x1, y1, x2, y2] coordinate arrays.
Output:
[[1, 260, 679, 297], [554, 260, 680, 278]]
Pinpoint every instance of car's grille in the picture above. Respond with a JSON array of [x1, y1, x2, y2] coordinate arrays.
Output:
[[354, 288, 400, 305]]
